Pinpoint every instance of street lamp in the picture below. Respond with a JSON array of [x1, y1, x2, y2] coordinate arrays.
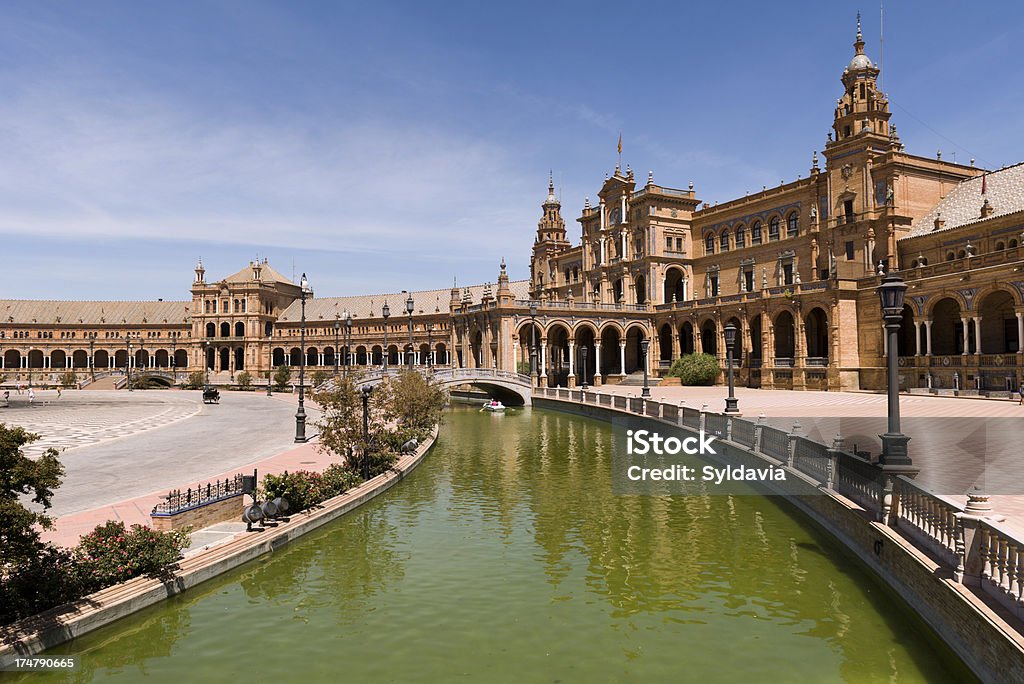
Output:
[[295, 273, 312, 443], [529, 301, 539, 385], [89, 334, 96, 381], [580, 345, 589, 390], [169, 334, 176, 382], [127, 338, 133, 391], [877, 269, 911, 466], [426, 322, 434, 369], [382, 301, 390, 371], [640, 338, 651, 398], [203, 340, 210, 390], [334, 316, 340, 379], [406, 292, 415, 371], [345, 311, 353, 376], [266, 325, 273, 396], [361, 384, 373, 480], [723, 323, 739, 414]]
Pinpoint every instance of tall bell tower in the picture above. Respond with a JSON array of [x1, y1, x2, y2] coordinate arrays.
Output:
[[829, 14, 892, 147], [530, 174, 569, 298]]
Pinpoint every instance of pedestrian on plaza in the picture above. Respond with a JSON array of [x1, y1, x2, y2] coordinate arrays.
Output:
[[2, 390, 8, 407], [56, 386, 62, 399], [17, 382, 23, 395], [28, 387, 35, 405]]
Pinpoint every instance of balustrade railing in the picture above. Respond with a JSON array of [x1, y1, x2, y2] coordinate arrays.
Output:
[[895, 477, 961, 567], [152, 473, 246, 516], [759, 426, 790, 461]]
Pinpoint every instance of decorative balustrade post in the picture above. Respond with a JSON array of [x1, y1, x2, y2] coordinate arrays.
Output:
[[786, 420, 801, 469], [699, 403, 708, 434], [677, 401, 685, 427], [826, 434, 843, 490], [753, 413, 766, 453], [726, 416, 733, 442], [955, 485, 993, 585], [880, 475, 896, 525]]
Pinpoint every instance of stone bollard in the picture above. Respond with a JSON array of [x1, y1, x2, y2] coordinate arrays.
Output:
[[726, 416, 734, 442], [699, 403, 708, 433], [826, 434, 844, 490], [753, 413, 766, 453], [955, 486, 993, 585], [678, 401, 685, 427], [786, 420, 802, 469]]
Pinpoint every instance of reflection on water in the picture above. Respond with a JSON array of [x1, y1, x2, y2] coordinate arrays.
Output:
[[17, 406, 972, 683]]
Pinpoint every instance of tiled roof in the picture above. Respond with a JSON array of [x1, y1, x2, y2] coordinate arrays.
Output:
[[906, 162, 1024, 238], [0, 300, 191, 326], [278, 280, 531, 323], [222, 261, 294, 285]]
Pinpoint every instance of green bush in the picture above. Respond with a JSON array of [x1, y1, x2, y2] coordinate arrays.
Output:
[[60, 371, 78, 388], [75, 521, 190, 590], [184, 371, 206, 390], [321, 463, 361, 497], [235, 371, 253, 389], [666, 353, 720, 386], [311, 370, 330, 387], [0, 546, 89, 625], [260, 470, 326, 512], [273, 365, 291, 391]]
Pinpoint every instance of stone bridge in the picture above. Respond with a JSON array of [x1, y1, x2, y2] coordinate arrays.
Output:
[[325, 367, 533, 406]]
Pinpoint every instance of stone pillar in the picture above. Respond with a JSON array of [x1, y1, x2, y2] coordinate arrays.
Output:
[[619, 341, 626, 376], [913, 321, 922, 356], [973, 316, 982, 355], [595, 342, 603, 385], [1017, 312, 1024, 355], [568, 341, 576, 388], [961, 318, 970, 355], [925, 320, 933, 356], [540, 337, 547, 377]]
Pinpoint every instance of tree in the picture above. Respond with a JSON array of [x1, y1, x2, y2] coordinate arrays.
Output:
[[0, 425, 64, 567], [312, 375, 365, 471], [274, 364, 291, 391], [311, 369, 329, 387], [60, 371, 78, 388], [389, 369, 448, 433], [236, 371, 253, 390], [184, 371, 205, 389]]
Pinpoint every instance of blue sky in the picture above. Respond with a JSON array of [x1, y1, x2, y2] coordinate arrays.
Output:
[[2, 1, 1022, 300]]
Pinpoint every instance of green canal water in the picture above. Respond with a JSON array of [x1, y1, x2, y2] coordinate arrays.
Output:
[[18, 406, 970, 682]]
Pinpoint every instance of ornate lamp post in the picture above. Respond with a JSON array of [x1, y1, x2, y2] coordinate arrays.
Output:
[[529, 301, 539, 386], [382, 301, 390, 371], [406, 293, 415, 371], [426, 322, 434, 369], [878, 269, 912, 466], [580, 345, 589, 390], [334, 316, 340, 379], [295, 273, 312, 443], [344, 311, 353, 376], [89, 334, 96, 381], [640, 338, 651, 398], [203, 340, 209, 390], [266, 325, 273, 396], [360, 384, 373, 480], [724, 323, 739, 414], [127, 338, 133, 391], [169, 334, 176, 382]]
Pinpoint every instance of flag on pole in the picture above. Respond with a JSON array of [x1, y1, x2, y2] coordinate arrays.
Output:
[[617, 133, 622, 155]]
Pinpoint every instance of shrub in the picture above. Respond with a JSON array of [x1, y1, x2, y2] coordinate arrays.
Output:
[[273, 365, 291, 391], [260, 470, 326, 512], [0, 545, 88, 626], [184, 371, 205, 390], [60, 371, 78, 388], [666, 353, 721, 386], [321, 463, 361, 497], [311, 370, 329, 387], [389, 369, 448, 433], [236, 371, 253, 390], [75, 521, 190, 591]]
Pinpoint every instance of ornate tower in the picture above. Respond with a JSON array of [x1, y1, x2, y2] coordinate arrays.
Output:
[[829, 14, 892, 146], [530, 174, 569, 298]]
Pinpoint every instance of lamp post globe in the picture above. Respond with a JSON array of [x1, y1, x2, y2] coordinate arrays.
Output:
[[406, 293, 415, 371], [295, 273, 312, 444], [382, 301, 390, 371], [877, 269, 911, 467], [640, 338, 651, 398], [723, 322, 739, 414]]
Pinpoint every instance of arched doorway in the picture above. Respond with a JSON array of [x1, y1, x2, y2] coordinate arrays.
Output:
[[306, 347, 318, 367], [234, 347, 244, 371], [371, 345, 382, 366], [435, 343, 447, 366], [773, 311, 795, 365], [600, 327, 622, 377], [323, 347, 336, 367], [155, 349, 170, 368], [624, 326, 646, 374], [273, 348, 286, 366], [635, 274, 647, 305], [680, 321, 695, 355], [114, 349, 127, 369], [725, 316, 743, 363], [749, 314, 763, 364], [356, 346, 368, 365], [94, 349, 109, 370], [664, 267, 686, 303], [50, 350, 67, 369], [70, 349, 86, 369], [574, 325, 597, 385], [658, 324, 674, 365], [898, 305, 916, 356], [978, 291, 1018, 353], [700, 320, 717, 357], [547, 324, 571, 387], [290, 347, 302, 366], [4, 350, 21, 369], [235, 321, 245, 337], [206, 322, 215, 338], [804, 308, 829, 362], [28, 350, 44, 369], [931, 298, 962, 355], [471, 330, 483, 368], [220, 322, 230, 338], [219, 347, 230, 371], [174, 349, 188, 369], [517, 322, 542, 375]]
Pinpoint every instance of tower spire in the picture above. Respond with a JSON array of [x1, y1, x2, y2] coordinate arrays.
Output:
[[854, 11, 865, 54]]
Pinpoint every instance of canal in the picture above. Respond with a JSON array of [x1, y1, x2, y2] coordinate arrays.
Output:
[[20, 406, 971, 682]]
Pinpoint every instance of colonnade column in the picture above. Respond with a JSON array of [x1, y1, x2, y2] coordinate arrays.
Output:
[[973, 317, 982, 355], [595, 341, 602, 384], [568, 341, 576, 388], [1017, 312, 1024, 355], [925, 320, 933, 356], [961, 317, 970, 355], [619, 341, 626, 376], [913, 321, 922, 356]]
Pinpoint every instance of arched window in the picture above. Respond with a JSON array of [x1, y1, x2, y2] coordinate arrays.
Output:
[[996, 241, 1006, 251], [958, 250, 967, 259], [235, 321, 245, 337], [946, 251, 955, 261], [705, 234, 715, 255], [205, 322, 215, 337], [786, 212, 798, 238], [220, 322, 230, 337], [719, 230, 729, 252], [734, 225, 745, 247], [1011, 239, 1019, 249], [768, 216, 780, 241], [751, 221, 762, 245]]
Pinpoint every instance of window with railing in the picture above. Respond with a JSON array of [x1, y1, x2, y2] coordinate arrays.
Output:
[[768, 217, 780, 241], [735, 225, 745, 247], [751, 221, 762, 244], [786, 213, 798, 238], [705, 234, 715, 255]]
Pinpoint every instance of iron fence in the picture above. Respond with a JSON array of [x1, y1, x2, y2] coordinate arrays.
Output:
[[152, 473, 246, 516]]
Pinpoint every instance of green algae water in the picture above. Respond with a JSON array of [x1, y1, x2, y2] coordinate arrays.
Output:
[[16, 406, 971, 682]]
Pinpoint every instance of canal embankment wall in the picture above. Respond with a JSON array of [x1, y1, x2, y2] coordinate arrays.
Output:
[[536, 394, 1024, 684], [0, 425, 439, 667]]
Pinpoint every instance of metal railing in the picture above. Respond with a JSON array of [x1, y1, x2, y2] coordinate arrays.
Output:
[[152, 473, 246, 516]]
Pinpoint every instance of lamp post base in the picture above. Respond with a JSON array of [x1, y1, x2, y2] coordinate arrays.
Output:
[[295, 408, 308, 443], [879, 433, 912, 467], [724, 397, 740, 413], [641, 387, 651, 398]]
